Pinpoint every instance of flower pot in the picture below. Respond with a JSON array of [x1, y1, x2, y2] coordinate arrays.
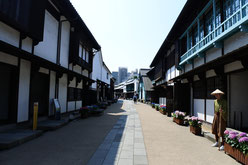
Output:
[[173, 118, 184, 125], [189, 125, 201, 135], [159, 109, 166, 115], [224, 143, 236, 158]]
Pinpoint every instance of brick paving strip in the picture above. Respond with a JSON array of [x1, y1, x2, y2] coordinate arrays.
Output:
[[87, 100, 148, 165]]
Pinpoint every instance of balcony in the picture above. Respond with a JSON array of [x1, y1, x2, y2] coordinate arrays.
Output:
[[180, 1, 248, 66]]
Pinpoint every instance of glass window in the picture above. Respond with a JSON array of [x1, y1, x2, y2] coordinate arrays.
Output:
[[86, 51, 89, 63], [193, 28, 198, 46]]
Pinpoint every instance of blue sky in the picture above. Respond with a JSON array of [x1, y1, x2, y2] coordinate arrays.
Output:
[[70, 0, 187, 72]]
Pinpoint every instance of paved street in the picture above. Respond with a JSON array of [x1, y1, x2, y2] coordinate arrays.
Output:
[[0, 100, 240, 165]]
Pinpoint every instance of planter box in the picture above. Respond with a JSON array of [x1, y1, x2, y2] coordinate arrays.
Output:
[[173, 118, 184, 125], [189, 125, 201, 135], [224, 143, 248, 164], [224, 143, 236, 158], [155, 107, 159, 111], [159, 109, 166, 115]]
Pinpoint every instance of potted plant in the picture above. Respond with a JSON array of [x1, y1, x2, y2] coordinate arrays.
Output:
[[155, 104, 160, 111], [159, 105, 167, 115], [80, 107, 89, 118], [188, 116, 202, 135], [237, 134, 248, 164], [151, 103, 155, 108], [172, 110, 185, 125], [224, 130, 239, 157]]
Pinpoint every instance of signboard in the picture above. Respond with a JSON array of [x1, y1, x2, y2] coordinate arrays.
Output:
[[53, 99, 61, 120]]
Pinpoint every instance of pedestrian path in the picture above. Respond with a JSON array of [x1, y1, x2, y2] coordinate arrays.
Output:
[[87, 101, 148, 165]]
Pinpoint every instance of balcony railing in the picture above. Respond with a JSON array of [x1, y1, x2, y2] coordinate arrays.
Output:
[[180, 2, 248, 66]]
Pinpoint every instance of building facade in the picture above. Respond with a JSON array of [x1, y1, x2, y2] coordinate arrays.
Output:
[[138, 69, 154, 102], [118, 67, 128, 83], [91, 51, 114, 103], [0, 0, 100, 125], [149, 0, 248, 131]]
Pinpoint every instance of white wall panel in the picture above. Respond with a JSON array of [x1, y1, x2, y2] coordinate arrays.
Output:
[[60, 16, 70, 68], [74, 65, 81, 74], [22, 37, 33, 53], [34, 10, 58, 63], [82, 70, 89, 77], [193, 99, 205, 120], [49, 71, 56, 116], [185, 63, 192, 73], [224, 61, 243, 73], [224, 32, 248, 55], [206, 48, 221, 63], [68, 102, 75, 112], [17, 59, 31, 123], [0, 52, 18, 66], [0, 22, 19, 47], [206, 99, 214, 123], [194, 57, 204, 68], [76, 101, 82, 110], [59, 74, 68, 113], [39, 67, 49, 74], [206, 70, 216, 78]]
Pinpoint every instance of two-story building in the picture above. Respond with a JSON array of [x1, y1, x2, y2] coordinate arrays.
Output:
[[150, 0, 248, 131], [138, 69, 154, 102], [91, 50, 114, 103], [0, 0, 100, 125]]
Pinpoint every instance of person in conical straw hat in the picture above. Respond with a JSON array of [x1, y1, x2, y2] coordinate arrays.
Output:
[[211, 89, 227, 151]]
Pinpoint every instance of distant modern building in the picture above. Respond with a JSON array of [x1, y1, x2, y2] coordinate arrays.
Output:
[[112, 71, 119, 84], [118, 67, 128, 83]]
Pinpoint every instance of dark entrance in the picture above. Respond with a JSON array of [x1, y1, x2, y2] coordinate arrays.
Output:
[[30, 72, 49, 117], [174, 82, 191, 114], [0, 63, 18, 125]]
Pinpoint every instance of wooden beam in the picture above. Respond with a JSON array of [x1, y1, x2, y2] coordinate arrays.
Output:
[[239, 24, 248, 33], [213, 41, 223, 48]]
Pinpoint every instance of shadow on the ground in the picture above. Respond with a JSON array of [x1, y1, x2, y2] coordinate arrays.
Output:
[[86, 100, 129, 165]]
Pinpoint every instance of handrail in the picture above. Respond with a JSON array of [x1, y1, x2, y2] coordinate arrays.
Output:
[[180, 2, 248, 65]]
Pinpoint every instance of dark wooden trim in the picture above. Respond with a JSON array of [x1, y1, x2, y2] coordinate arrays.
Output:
[[46, 2, 60, 21], [48, 69, 51, 116], [56, 18, 62, 65]]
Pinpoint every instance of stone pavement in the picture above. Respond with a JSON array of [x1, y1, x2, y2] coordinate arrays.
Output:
[[87, 101, 148, 165], [135, 102, 240, 165]]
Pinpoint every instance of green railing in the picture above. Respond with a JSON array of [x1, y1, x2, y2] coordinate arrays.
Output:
[[180, 2, 248, 65]]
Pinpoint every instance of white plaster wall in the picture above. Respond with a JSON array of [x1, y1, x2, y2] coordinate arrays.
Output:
[[17, 59, 31, 123], [176, 68, 180, 77], [206, 48, 221, 63], [39, 67, 49, 74], [194, 57, 204, 68], [224, 61, 243, 73], [206, 99, 214, 123], [60, 16, 70, 68], [0, 51, 18, 66], [68, 77, 76, 111], [185, 63, 193, 73], [34, 10, 58, 63], [224, 32, 248, 55], [59, 74, 68, 113], [193, 99, 205, 120], [49, 71, 56, 116], [206, 70, 216, 78], [0, 21, 19, 47], [102, 67, 110, 84], [74, 65, 81, 74], [193, 75, 200, 81], [82, 70, 89, 77], [22, 37, 32, 53], [69, 63, 73, 70], [230, 70, 248, 128], [166, 69, 170, 81], [170, 66, 176, 80]]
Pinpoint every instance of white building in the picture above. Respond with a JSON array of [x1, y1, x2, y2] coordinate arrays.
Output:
[[0, 0, 100, 125], [91, 50, 113, 102]]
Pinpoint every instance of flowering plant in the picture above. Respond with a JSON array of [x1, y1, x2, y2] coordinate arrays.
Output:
[[172, 110, 185, 120], [151, 103, 155, 108], [155, 104, 160, 110], [224, 130, 240, 149], [188, 116, 202, 128], [159, 105, 166, 112]]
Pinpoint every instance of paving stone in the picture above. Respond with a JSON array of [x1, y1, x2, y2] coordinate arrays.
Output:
[[118, 158, 133, 165], [134, 155, 148, 165], [134, 148, 147, 156], [120, 150, 134, 159]]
